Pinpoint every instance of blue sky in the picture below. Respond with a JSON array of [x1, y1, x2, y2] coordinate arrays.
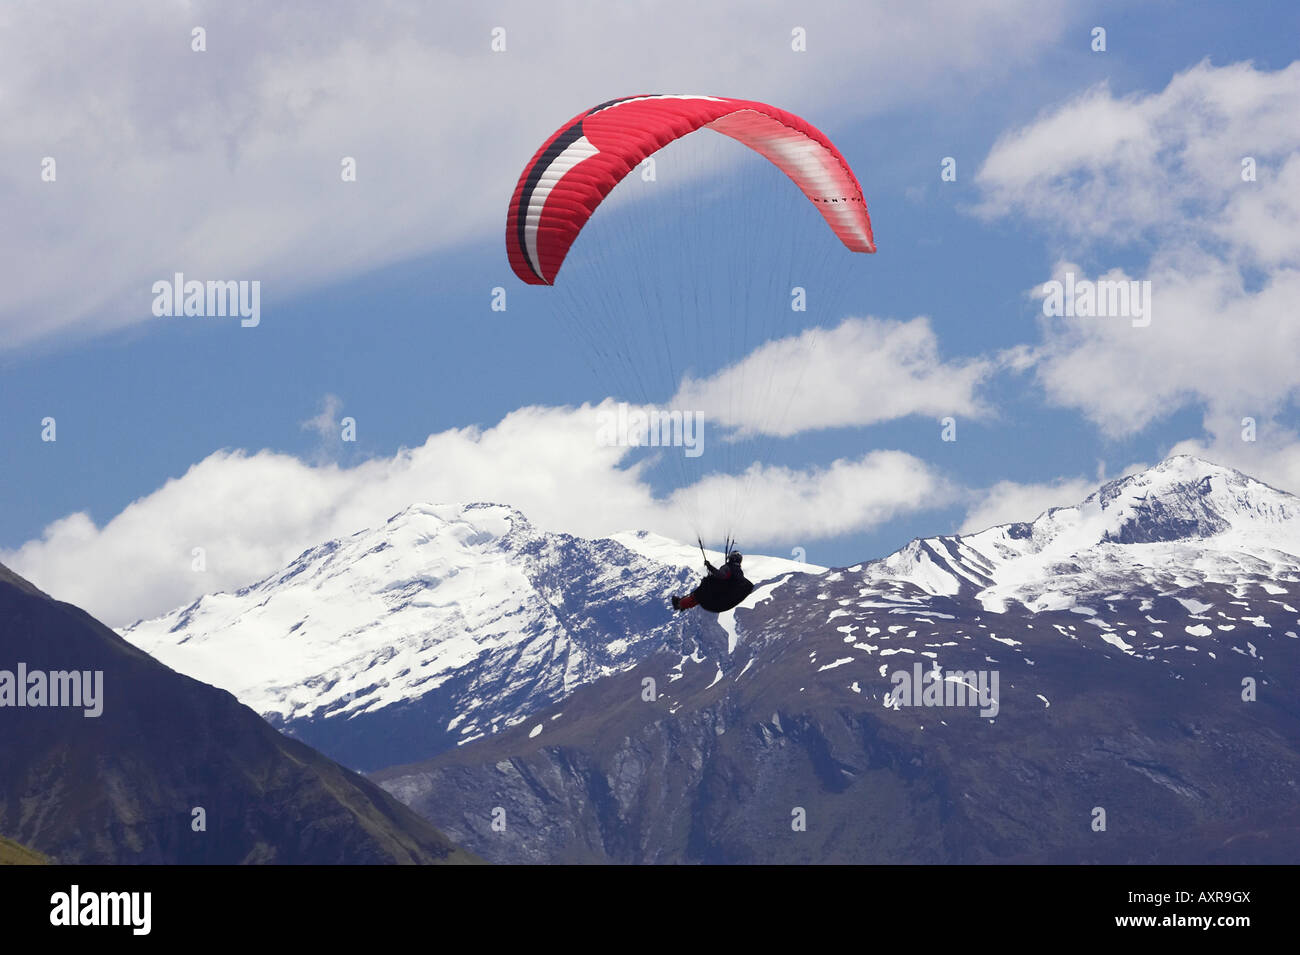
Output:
[[2, 0, 1298, 624]]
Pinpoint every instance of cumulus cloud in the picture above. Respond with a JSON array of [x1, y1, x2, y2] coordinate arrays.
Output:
[[675, 450, 949, 540], [976, 60, 1300, 248], [0, 0, 1064, 349], [975, 60, 1300, 439], [1027, 255, 1300, 436], [1, 401, 951, 626], [672, 316, 995, 436]]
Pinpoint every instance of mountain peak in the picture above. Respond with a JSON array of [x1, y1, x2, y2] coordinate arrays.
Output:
[[1087, 455, 1294, 545], [384, 501, 527, 532], [863, 455, 1299, 606], [1107, 453, 1244, 491]]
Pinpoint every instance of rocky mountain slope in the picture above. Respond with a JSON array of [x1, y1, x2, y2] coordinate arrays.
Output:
[[0, 563, 475, 864]]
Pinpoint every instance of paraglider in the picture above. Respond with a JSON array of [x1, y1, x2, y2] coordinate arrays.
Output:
[[506, 94, 874, 286], [505, 94, 874, 611], [672, 549, 753, 614]]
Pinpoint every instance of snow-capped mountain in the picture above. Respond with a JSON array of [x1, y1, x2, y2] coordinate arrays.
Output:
[[119, 502, 813, 771], [862, 455, 1299, 614], [377, 456, 1300, 864], [753, 454, 1300, 697]]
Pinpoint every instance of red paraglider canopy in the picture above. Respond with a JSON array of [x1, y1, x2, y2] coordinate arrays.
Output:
[[505, 94, 875, 286]]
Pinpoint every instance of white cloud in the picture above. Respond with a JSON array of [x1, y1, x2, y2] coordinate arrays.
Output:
[[301, 393, 344, 441], [1028, 255, 1300, 436], [975, 60, 1300, 438], [976, 60, 1300, 248], [1, 400, 950, 626], [672, 316, 994, 436], [0, 0, 1064, 349], [675, 450, 948, 541]]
